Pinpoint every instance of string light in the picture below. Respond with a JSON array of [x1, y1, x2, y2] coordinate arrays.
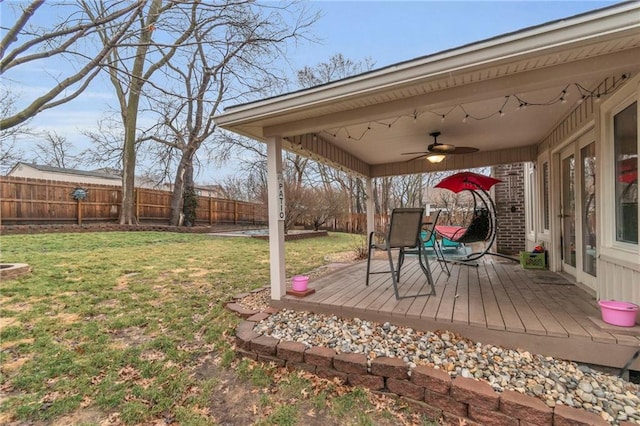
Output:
[[560, 89, 567, 104], [315, 74, 629, 141]]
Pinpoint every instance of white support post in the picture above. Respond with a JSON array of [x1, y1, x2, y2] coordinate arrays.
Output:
[[266, 136, 286, 300], [366, 177, 375, 237]]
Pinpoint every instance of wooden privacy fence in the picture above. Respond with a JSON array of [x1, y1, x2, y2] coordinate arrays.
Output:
[[0, 176, 267, 226], [331, 213, 390, 234]]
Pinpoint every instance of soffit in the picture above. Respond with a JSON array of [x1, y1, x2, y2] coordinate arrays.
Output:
[[223, 30, 640, 137]]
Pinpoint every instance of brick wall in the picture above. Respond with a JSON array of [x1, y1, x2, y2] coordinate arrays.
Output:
[[227, 299, 612, 426], [493, 164, 526, 255]]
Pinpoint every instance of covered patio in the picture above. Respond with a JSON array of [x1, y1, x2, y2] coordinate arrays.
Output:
[[273, 255, 640, 370], [215, 2, 640, 372]]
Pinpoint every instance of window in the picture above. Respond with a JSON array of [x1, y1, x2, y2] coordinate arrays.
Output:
[[614, 102, 638, 244], [542, 162, 550, 231]]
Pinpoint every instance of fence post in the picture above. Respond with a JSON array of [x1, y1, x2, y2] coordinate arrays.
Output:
[[234, 201, 238, 224], [135, 189, 140, 222], [209, 196, 213, 225], [77, 199, 82, 225]]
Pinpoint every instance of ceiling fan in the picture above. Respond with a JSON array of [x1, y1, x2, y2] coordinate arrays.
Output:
[[402, 131, 479, 163]]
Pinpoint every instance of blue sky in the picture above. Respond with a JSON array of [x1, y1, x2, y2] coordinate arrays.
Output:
[[2, 0, 617, 182], [291, 1, 617, 72]]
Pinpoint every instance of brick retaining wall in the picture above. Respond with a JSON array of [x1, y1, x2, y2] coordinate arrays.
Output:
[[0, 263, 31, 280], [227, 296, 628, 426]]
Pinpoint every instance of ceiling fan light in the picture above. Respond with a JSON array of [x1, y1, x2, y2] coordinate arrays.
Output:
[[427, 154, 446, 163]]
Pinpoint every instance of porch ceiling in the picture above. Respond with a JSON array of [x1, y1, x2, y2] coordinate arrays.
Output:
[[214, 2, 640, 177]]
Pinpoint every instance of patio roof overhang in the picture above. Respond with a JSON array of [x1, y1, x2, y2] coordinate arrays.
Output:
[[214, 2, 640, 177]]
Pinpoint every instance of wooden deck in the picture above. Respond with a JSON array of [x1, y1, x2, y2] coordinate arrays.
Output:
[[273, 254, 640, 370]]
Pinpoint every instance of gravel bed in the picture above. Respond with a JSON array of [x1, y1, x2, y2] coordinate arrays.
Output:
[[254, 309, 640, 425]]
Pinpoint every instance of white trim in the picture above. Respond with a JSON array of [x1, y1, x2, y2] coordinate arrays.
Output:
[[557, 144, 578, 277], [576, 133, 598, 290], [267, 137, 286, 300], [598, 74, 640, 265], [524, 162, 536, 247], [366, 178, 375, 237], [539, 157, 551, 236], [547, 124, 595, 274]]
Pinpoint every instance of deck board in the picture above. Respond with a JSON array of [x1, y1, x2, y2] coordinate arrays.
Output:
[[477, 263, 505, 330], [452, 264, 470, 325], [467, 261, 486, 327], [486, 262, 526, 333], [435, 259, 461, 323], [273, 256, 640, 370]]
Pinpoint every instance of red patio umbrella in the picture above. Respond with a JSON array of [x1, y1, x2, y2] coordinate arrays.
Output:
[[435, 171, 502, 193], [618, 157, 638, 184]]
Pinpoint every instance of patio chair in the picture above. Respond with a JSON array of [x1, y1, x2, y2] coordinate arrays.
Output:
[[421, 210, 450, 276], [365, 207, 436, 299]]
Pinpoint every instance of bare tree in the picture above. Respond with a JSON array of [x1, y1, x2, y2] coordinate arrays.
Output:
[[79, 116, 125, 172], [297, 53, 375, 87], [82, 0, 175, 224], [33, 131, 79, 169], [389, 174, 424, 208], [139, 1, 316, 225], [88, 0, 317, 225], [0, 92, 32, 173], [0, 139, 27, 175], [0, 1, 142, 129], [306, 186, 346, 231], [297, 54, 375, 230], [218, 176, 256, 202], [225, 54, 374, 231]]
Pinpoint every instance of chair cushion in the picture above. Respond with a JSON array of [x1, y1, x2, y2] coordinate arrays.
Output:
[[434, 225, 466, 241]]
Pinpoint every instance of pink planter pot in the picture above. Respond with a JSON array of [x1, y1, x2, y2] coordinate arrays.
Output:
[[292, 275, 309, 292], [598, 300, 639, 327]]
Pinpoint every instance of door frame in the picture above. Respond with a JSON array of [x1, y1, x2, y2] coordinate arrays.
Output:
[[559, 144, 577, 278], [552, 127, 597, 290]]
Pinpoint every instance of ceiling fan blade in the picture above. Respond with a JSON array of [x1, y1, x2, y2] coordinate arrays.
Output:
[[405, 154, 429, 162], [401, 151, 429, 155], [428, 143, 456, 153], [449, 146, 479, 155]]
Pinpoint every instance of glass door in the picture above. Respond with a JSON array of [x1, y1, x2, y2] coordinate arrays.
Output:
[[558, 134, 597, 289], [581, 142, 597, 278], [560, 147, 577, 275]]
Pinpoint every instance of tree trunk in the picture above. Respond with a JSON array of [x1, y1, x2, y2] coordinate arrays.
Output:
[[169, 148, 195, 226], [118, 0, 162, 225], [120, 125, 137, 224]]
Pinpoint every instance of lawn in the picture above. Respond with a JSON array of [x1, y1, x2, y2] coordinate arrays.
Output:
[[0, 232, 434, 425]]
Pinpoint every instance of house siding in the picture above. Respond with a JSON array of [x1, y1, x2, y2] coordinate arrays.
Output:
[[535, 74, 639, 308]]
